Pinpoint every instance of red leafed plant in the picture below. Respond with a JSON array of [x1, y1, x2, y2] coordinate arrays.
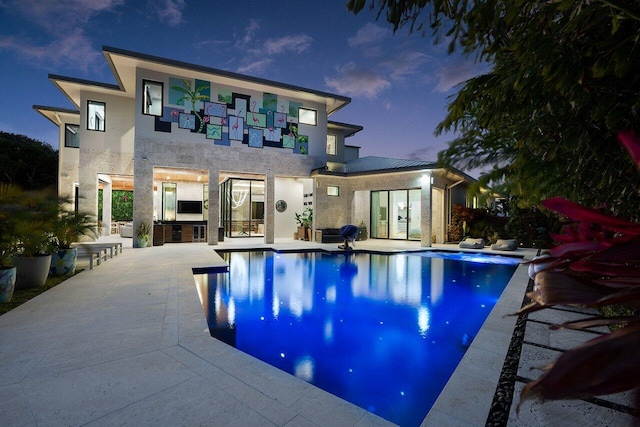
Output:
[[518, 131, 640, 417]]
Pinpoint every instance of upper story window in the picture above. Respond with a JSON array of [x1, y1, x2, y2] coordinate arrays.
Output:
[[298, 107, 317, 126], [64, 124, 79, 148], [143, 80, 163, 116], [326, 134, 336, 155], [87, 100, 105, 131]]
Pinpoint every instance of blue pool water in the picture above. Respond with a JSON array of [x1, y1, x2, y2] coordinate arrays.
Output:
[[194, 250, 520, 426]]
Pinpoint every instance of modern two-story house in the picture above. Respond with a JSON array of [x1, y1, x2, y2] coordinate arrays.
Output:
[[34, 46, 476, 247]]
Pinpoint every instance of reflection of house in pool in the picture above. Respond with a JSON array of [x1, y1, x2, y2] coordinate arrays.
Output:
[[34, 46, 480, 247]]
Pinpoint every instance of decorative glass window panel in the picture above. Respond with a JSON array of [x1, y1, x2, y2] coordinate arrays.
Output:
[[327, 186, 339, 196], [64, 124, 79, 148], [143, 80, 163, 116], [298, 107, 317, 126], [326, 134, 336, 155], [87, 100, 105, 131]]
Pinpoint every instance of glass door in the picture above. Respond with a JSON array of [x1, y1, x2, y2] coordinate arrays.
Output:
[[390, 190, 407, 239], [371, 189, 421, 240], [250, 181, 264, 236], [220, 178, 265, 238], [408, 189, 421, 240], [370, 190, 389, 238]]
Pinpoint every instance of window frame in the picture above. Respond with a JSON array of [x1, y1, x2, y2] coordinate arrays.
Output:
[[298, 107, 317, 126], [327, 185, 340, 196], [64, 123, 80, 148], [142, 79, 164, 117], [87, 100, 106, 132], [326, 134, 337, 155]]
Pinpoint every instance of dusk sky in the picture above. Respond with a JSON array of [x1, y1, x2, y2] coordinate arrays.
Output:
[[0, 0, 487, 170]]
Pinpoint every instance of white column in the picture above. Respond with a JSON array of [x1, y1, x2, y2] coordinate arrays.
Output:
[[420, 177, 432, 247], [208, 169, 219, 245], [265, 172, 275, 244]]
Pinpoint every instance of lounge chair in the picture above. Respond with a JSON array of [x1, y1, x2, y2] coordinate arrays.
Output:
[[458, 237, 486, 249], [490, 239, 518, 251], [338, 224, 359, 250]]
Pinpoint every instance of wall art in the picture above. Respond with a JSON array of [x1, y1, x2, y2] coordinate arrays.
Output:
[[248, 128, 263, 148]]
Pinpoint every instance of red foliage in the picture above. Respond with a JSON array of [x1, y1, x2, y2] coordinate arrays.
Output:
[[518, 132, 640, 416]]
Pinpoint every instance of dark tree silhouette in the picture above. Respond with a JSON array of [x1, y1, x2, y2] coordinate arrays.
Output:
[[0, 132, 58, 191]]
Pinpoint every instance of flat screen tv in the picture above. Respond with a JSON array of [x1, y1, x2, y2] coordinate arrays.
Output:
[[177, 200, 203, 214]]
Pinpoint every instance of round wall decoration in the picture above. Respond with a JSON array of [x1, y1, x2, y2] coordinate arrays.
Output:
[[275, 200, 287, 212]]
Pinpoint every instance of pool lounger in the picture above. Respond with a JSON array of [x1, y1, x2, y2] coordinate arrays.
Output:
[[459, 237, 486, 249]]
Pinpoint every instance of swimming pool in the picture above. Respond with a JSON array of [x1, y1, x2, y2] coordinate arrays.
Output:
[[194, 250, 520, 426]]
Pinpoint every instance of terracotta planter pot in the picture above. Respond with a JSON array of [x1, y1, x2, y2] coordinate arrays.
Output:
[[0, 267, 16, 303], [12, 254, 52, 289], [50, 248, 78, 276]]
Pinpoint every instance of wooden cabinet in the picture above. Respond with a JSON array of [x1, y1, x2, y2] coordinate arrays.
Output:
[[158, 223, 207, 243]]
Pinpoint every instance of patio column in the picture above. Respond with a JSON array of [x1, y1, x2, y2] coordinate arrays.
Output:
[[420, 176, 432, 247], [102, 180, 112, 236], [208, 168, 219, 245], [132, 157, 154, 248], [265, 172, 275, 244]]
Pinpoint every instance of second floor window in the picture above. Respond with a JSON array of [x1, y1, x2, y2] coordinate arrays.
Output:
[[326, 134, 336, 155], [87, 100, 105, 131], [65, 124, 79, 148], [143, 80, 163, 116]]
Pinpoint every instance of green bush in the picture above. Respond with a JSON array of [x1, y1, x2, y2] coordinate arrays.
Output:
[[98, 190, 133, 221]]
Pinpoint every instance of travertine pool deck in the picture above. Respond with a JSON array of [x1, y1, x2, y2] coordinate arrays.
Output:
[[0, 238, 634, 426]]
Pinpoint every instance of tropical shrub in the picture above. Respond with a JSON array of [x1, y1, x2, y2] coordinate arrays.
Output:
[[519, 131, 640, 416]]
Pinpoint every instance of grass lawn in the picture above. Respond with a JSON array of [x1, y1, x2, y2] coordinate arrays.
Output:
[[0, 271, 82, 316]]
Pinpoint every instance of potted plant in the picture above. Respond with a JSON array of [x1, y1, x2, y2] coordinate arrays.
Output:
[[0, 184, 20, 302], [295, 207, 313, 241], [136, 222, 151, 248], [12, 188, 58, 289], [50, 202, 97, 276]]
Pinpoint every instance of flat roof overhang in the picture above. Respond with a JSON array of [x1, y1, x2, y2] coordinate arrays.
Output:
[[33, 105, 79, 126], [46, 46, 352, 116]]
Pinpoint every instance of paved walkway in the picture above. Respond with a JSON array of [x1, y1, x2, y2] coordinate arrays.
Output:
[[0, 238, 634, 426]]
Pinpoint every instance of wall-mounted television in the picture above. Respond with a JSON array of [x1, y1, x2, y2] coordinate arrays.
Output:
[[177, 200, 203, 214]]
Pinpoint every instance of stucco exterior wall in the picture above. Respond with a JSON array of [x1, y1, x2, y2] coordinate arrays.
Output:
[[58, 125, 80, 201], [77, 91, 135, 222], [314, 171, 441, 246], [135, 68, 329, 160]]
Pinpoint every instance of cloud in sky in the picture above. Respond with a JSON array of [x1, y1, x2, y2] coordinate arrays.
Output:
[[263, 34, 313, 55], [1, 0, 124, 31], [325, 62, 390, 98], [381, 50, 431, 81], [0, 30, 102, 73], [348, 23, 389, 47], [433, 58, 487, 93], [237, 58, 274, 75], [407, 146, 441, 161], [348, 23, 390, 57], [235, 22, 313, 75], [0, 0, 125, 72], [236, 19, 261, 48], [157, 0, 186, 26]]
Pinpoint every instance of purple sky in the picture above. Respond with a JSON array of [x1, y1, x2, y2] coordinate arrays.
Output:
[[0, 0, 487, 173]]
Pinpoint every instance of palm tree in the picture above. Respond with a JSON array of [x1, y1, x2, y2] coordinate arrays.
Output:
[[171, 79, 210, 133]]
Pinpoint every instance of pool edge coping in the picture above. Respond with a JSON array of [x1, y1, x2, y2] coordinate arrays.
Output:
[[206, 246, 532, 426], [422, 257, 533, 426]]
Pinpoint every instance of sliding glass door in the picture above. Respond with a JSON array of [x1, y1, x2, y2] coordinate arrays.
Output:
[[370, 189, 421, 240], [219, 178, 265, 238]]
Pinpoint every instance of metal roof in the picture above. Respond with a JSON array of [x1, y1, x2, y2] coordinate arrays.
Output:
[[343, 156, 438, 174]]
